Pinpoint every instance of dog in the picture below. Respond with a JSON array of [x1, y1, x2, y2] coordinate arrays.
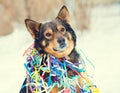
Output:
[[20, 5, 81, 93]]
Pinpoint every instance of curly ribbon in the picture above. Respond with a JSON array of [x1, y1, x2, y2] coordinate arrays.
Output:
[[22, 45, 99, 93]]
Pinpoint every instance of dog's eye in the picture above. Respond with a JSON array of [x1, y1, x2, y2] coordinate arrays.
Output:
[[60, 28, 65, 32], [45, 33, 51, 37]]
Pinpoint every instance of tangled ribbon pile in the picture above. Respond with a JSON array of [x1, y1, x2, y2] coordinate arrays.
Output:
[[21, 44, 99, 93]]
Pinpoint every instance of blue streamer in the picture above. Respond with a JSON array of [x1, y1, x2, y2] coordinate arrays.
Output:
[[22, 47, 99, 93]]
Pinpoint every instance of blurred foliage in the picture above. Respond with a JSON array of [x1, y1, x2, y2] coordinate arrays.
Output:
[[0, 0, 119, 35], [92, 0, 120, 5]]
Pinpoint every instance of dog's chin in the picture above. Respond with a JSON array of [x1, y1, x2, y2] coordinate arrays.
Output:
[[52, 49, 70, 58], [51, 46, 72, 58], [44, 46, 72, 58], [44, 40, 74, 58], [53, 46, 67, 53]]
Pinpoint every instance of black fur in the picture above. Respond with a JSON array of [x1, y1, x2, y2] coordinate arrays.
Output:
[[60, 20, 77, 46], [35, 19, 77, 54], [20, 6, 80, 93]]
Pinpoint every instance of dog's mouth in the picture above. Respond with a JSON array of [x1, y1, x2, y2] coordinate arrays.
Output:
[[43, 40, 74, 58], [53, 43, 68, 52]]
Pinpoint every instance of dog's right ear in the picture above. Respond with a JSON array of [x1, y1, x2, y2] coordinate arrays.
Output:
[[25, 19, 41, 39]]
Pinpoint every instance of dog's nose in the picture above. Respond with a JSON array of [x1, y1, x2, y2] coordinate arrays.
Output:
[[57, 37, 66, 48], [57, 37, 65, 44]]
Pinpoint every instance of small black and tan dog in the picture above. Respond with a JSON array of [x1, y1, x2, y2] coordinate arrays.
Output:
[[20, 6, 81, 93]]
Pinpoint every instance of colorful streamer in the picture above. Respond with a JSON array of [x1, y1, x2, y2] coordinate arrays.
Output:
[[22, 44, 99, 93]]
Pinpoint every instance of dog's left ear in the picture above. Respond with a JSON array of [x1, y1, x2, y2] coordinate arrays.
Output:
[[57, 5, 70, 24]]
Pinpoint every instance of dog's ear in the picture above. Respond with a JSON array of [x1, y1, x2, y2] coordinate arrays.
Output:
[[25, 19, 41, 39], [57, 5, 70, 24]]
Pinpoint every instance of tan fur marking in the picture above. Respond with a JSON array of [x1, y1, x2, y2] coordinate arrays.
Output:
[[42, 40, 46, 46], [76, 77, 83, 93], [44, 40, 74, 58], [67, 32, 72, 40], [50, 86, 60, 93], [44, 29, 53, 39], [57, 25, 66, 34]]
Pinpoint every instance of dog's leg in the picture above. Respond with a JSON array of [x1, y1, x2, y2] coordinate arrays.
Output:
[[50, 86, 60, 93], [75, 77, 83, 93]]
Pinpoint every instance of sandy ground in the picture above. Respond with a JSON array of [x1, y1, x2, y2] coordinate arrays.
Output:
[[0, 4, 120, 93]]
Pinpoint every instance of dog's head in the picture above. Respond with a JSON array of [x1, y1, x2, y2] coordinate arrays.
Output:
[[25, 6, 76, 58]]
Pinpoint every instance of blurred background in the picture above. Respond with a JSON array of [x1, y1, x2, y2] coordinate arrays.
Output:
[[0, 0, 120, 93]]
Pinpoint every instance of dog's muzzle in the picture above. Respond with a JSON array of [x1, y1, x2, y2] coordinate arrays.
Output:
[[57, 37, 66, 48]]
